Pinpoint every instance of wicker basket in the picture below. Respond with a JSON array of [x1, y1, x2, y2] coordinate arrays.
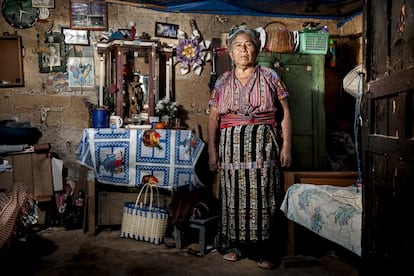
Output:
[[120, 182, 169, 245], [264, 21, 294, 53]]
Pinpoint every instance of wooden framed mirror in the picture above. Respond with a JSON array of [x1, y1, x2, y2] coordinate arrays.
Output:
[[0, 36, 24, 87]]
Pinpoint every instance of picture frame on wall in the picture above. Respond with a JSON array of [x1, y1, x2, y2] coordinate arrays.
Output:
[[155, 22, 179, 39], [62, 28, 89, 45], [38, 32, 66, 73], [69, 0, 107, 30], [32, 0, 55, 8], [67, 57, 95, 88]]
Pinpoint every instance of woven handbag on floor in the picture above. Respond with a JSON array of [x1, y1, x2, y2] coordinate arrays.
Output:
[[120, 182, 169, 245]]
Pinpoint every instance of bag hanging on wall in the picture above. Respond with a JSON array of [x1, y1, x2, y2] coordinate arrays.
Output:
[[120, 182, 169, 245], [263, 21, 294, 53]]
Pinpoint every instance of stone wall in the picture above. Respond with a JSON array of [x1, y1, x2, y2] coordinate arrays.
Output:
[[0, 0, 362, 182]]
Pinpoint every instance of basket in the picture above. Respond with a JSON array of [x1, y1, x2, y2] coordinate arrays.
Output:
[[299, 32, 329, 54], [263, 21, 294, 53], [120, 182, 169, 245]]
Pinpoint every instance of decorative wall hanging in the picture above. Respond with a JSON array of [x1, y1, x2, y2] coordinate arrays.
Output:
[[38, 32, 66, 73], [155, 22, 179, 39], [62, 28, 89, 45], [67, 57, 94, 87], [46, 72, 71, 93], [175, 19, 211, 76], [70, 0, 107, 30], [38, 7, 50, 20]]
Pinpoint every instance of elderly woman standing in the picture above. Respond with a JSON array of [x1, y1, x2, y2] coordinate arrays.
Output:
[[208, 23, 292, 269]]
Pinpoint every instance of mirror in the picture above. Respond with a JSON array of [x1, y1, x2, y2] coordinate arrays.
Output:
[[105, 46, 158, 122], [0, 36, 24, 87], [99, 40, 170, 124], [128, 50, 151, 121]]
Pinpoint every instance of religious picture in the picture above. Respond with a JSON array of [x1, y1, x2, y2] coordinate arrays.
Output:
[[42, 43, 61, 68], [68, 57, 94, 87]]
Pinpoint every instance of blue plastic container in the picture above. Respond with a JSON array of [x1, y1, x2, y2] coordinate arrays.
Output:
[[92, 109, 109, 128]]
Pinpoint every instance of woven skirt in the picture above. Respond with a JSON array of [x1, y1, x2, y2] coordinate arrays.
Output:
[[218, 124, 282, 243]]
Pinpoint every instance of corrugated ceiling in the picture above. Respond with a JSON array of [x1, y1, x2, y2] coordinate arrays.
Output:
[[109, 0, 364, 20]]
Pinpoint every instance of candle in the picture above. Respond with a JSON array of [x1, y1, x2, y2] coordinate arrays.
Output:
[[99, 54, 104, 107]]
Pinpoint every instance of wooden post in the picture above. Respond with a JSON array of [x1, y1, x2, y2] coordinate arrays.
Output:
[[86, 170, 96, 236]]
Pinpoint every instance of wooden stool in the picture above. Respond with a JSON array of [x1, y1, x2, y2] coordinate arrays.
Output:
[[175, 215, 220, 256]]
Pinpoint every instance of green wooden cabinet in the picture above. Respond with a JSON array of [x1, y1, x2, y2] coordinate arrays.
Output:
[[271, 53, 326, 170]]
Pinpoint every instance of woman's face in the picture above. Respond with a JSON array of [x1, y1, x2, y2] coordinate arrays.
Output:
[[229, 33, 257, 68]]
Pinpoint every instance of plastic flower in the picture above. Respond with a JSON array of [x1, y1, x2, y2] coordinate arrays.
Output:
[[176, 38, 203, 66], [174, 24, 212, 76], [155, 97, 178, 118]]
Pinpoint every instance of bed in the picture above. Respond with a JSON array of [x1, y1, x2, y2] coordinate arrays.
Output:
[[280, 171, 361, 256]]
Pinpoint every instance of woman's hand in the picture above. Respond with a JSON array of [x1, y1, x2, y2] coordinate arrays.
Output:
[[279, 98, 292, 168], [208, 160, 218, 171], [280, 147, 291, 168]]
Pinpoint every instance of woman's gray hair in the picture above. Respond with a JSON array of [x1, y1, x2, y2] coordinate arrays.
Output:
[[227, 23, 260, 50]]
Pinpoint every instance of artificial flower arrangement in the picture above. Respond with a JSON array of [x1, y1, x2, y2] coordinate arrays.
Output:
[[155, 97, 179, 118], [175, 19, 211, 76]]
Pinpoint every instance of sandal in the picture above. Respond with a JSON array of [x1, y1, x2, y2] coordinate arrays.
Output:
[[223, 248, 242, 262], [258, 259, 276, 270]]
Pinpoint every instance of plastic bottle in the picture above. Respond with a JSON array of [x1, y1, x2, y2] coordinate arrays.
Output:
[[75, 190, 85, 227], [328, 38, 336, 68], [75, 190, 85, 207]]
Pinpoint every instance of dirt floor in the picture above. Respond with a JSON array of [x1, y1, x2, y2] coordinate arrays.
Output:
[[1, 226, 360, 276]]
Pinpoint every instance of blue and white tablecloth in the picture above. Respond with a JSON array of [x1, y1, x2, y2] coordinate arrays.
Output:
[[76, 128, 205, 190]]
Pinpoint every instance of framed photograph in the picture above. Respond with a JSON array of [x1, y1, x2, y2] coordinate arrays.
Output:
[[67, 57, 95, 88], [70, 0, 107, 31], [155, 22, 179, 39], [32, 0, 54, 8], [38, 32, 66, 73], [62, 28, 89, 45]]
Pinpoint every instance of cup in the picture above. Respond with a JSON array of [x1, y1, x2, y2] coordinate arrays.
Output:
[[109, 115, 123, 129], [92, 108, 109, 128], [131, 113, 141, 125]]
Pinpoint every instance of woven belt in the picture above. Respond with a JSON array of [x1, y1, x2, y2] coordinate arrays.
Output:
[[220, 112, 275, 128]]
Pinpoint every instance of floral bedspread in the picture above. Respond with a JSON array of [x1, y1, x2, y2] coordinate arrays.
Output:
[[280, 184, 362, 256]]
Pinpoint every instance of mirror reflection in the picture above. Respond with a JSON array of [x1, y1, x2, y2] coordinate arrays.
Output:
[[128, 72, 149, 122]]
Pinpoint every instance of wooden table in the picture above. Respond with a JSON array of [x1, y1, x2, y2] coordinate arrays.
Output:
[[76, 128, 205, 235]]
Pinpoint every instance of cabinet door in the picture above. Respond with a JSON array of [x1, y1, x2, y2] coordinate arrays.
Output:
[[276, 54, 326, 170]]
